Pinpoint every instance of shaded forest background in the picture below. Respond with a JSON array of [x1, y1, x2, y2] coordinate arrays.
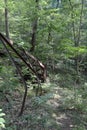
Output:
[[0, 0, 87, 130]]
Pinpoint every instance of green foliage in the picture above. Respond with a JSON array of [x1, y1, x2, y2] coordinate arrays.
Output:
[[0, 0, 87, 130], [61, 82, 87, 112], [0, 65, 19, 92], [0, 109, 5, 129], [32, 93, 53, 107]]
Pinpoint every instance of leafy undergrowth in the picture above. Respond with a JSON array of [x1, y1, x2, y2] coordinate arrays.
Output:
[[0, 109, 5, 129], [1, 76, 87, 130]]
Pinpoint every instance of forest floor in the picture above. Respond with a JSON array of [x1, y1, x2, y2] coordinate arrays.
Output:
[[1, 81, 87, 130]]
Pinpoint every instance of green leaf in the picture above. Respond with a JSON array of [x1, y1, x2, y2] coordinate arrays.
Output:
[[0, 113, 5, 117]]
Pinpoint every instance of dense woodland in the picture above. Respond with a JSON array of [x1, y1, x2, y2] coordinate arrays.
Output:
[[0, 0, 87, 130]]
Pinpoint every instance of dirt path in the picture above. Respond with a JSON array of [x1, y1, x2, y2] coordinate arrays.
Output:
[[46, 87, 74, 130]]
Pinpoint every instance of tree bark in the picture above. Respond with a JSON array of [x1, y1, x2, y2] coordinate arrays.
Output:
[[4, 0, 10, 39], [30, 0, 39, 52]]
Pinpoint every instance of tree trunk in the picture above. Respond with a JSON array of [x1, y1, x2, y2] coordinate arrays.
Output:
[[30, 0, 39, 52], [4, 0, 9, 39]]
